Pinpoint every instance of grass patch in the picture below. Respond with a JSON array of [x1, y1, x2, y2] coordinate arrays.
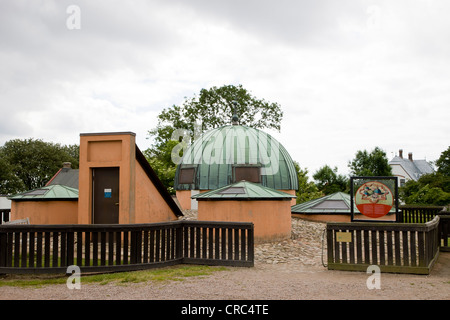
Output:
[[0, 265, 229, 288]]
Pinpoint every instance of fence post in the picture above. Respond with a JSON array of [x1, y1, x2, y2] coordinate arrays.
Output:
[[0, 232, 7, 267], [176, 223, 183, 260]]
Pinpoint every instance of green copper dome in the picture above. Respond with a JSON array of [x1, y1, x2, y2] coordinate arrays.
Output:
[[174, 125, 298, 191]]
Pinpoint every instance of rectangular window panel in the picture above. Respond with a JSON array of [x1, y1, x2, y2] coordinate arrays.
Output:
[[179, 168, 195, 184], [234, 167, 260, 183]]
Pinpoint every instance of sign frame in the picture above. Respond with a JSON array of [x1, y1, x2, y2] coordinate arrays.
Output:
[[350, 176, 400, 223]]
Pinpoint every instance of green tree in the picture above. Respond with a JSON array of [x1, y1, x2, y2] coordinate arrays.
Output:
[[348, 147, 392, 176], [294, 162, 323, 203], [146, 84, 284, 190], [0, 155, 24, 194], [402, 182, 450, 206], [313, 165, 349, 195], [0, 138, 79, 194], [143, 140, 179, 195], [436, 146, 450, 176]]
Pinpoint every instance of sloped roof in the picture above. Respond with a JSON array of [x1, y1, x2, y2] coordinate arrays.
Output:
[[46, 168, 79, 189], [9, 185, 79, 201], [291, 192, 351, 214], [389, 156, 434, 180], [191, 180, 296, 201]]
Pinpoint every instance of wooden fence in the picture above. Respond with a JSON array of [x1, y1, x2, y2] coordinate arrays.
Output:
[[400, 206, 444, 223], [0, 220, 254, 274], [399, 206, 450, 252], [326, 216, 441, 274], [438, 212, 450, 252]]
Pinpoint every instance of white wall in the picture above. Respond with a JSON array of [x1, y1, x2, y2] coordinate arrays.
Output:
[[0, 196, 11, 209]]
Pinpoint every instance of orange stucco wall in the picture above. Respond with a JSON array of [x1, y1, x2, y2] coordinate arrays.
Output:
[[278, 189, 296, 206], [177, 189, 297, 210], [11, 201, 78, 224], [78, 133, 136, 224], [78, 132, 178, 225], [135, 160, 178, 223], [197, 200, 292, 243], [176, 190, 192, 211]]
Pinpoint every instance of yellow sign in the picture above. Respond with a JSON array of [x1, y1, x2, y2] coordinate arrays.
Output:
[[336, 232, 352, 243]]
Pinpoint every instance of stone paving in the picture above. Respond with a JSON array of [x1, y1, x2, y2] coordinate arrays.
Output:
[[180, 209, 328, 267]]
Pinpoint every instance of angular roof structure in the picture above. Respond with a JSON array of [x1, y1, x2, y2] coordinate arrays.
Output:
[[192, 181, 296, 201], [175, 124, 298, 191], [389, 151, 434, 181], [46, 167, 79, 189], [291, 192, 351, 214], [9, 185, 79, 201]]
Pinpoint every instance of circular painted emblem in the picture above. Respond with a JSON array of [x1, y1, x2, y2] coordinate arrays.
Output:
[[355, 181, 394, 218]]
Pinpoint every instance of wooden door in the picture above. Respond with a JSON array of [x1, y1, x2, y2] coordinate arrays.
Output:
[[92, 167, 120, 224]]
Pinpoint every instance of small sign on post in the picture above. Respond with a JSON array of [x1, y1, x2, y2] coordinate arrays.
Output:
[[336, 232, 352, 243]]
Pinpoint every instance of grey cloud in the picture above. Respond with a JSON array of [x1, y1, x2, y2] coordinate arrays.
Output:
[[166, 0, 369, 48]]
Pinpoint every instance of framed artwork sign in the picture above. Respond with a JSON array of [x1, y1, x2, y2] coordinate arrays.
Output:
[[350, 176, 399, 222]]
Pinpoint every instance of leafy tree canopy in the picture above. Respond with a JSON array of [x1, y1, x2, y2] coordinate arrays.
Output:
[[0, 138, 79, 195], [436, 145, 450, 176], [313, 165, 349, 195], [294, 162, 323, 203], [145, 84, 284, 191], [348, 146, 392, 177], [148, 84, 283, 150]]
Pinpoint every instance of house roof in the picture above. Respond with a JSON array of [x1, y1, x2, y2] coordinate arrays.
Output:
[[9, 185, 79, 201], [46, 168, 79, 189], [291, 192, 351, 214], [191, 180, 296, 201], [389, 156, 434, 180]]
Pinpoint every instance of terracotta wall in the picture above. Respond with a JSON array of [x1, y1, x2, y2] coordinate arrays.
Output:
[[278, 189, 296, 206], [176, 190, 191, 211], [197, 200, 292, 243], [135, 161, 178, 223], [177, 189, 297, 210], [11, 201, 78, 224], [78, 132, 178, 225], [78, 132, 136, 224]]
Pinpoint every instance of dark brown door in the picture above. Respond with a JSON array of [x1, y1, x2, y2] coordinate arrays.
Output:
[[92, 167, 120, 224]]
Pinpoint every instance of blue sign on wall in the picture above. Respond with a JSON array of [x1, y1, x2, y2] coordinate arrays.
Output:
[[104, 188, 112, 198]]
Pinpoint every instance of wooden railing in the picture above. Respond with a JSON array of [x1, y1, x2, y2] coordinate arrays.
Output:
[[326, 216, 440, 274], [400, 206, 444, 223], [439, 212, 450, 252], [0, 220, 254, 274]]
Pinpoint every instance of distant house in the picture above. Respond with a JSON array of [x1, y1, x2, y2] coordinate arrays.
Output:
[[46, 162, 79, 189], [0, 195, 11, 210], [389, 149, 434, 186]]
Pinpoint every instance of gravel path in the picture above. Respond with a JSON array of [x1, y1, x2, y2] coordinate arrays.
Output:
[[1, 214, 449, 300]]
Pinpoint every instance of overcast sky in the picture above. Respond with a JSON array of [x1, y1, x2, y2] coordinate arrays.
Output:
[[1, 0, 449, 177]]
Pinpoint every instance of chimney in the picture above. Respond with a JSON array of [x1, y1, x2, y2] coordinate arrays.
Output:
[[408, 152, 413, 161], [63, 162, 72, 169], [399, 149, 403, 159]]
